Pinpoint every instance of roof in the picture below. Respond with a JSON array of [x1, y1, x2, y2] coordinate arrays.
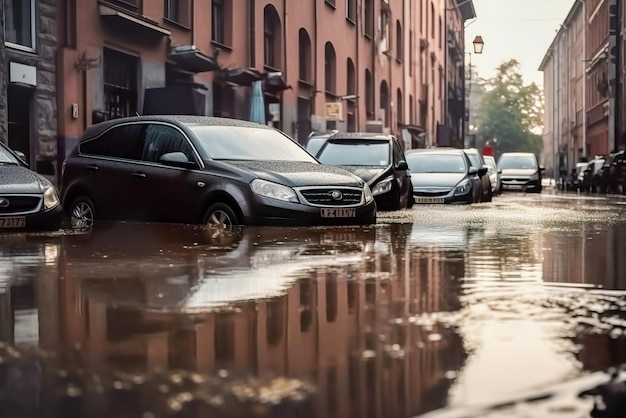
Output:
[[405, 148, 465, 154], [328, 132, 396, 141], [81, 115, 272, 140], [538, 0, 584, 71]]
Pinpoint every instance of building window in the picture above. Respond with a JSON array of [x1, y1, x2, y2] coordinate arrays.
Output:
[[3, 0, 35, 50], [346, 0, 356, 22], [430, 2, 435, 38], [164, 0, 190, 26], [298, 28, 312, 82], [380, 81, 389, 127], [396, 20, 403, 62], [324, 42, 336, 93], [347, 58, 355, 95], [212, 0, 225, 43], [103, 49, 138, 120], [264, 5, 281, 69], [365, 69, 374, 115], [397, 88, 403, 126], [364, 0, 373, 38]]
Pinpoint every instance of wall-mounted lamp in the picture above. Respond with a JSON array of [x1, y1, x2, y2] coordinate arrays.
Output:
[[472, 35, 484, 54]]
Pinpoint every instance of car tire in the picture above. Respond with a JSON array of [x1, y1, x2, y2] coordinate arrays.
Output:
[[203, 203, 239, 227], [484, 185, 493, 202], [69, 196, 96, 229]]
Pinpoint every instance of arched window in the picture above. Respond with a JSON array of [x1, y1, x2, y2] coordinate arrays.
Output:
[[324, 42, 336, 93], [264, 5, 281, 69], [298, 29, 312, 81], [380, 81, 389, 126], [365, 69, 373, 115], [347, 58, 355, 95], [397, 88, 403, 126]]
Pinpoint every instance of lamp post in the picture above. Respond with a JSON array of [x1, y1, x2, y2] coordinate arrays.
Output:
[[464, 35, 484, 148]]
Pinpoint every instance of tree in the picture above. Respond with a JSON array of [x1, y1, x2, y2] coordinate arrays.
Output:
[[475, 59, 544, 157]]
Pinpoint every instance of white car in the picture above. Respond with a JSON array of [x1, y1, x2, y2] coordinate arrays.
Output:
[[484, 155, 502, 194]]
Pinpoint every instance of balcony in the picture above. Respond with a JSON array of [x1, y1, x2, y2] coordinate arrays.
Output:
[[98, 0, 170, 43]]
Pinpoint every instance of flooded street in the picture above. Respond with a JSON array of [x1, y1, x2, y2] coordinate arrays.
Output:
[[1, 191, 626, 418]]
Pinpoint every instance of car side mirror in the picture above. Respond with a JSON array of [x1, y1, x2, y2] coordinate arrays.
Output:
[[159, 152, 197, 169], [396, 160, 408, 171], [478, 167, 488, 176], [12, 150, 27, 163], [539, 166, 545, 171], [498, 169, 502, 174], [469, 167, 478, 175]]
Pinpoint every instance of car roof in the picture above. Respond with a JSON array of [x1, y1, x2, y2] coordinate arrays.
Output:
[[80, 115, 272, 140], [499, 152, 536, 157], [328, 132, 395, 141], [405, 148, 465, 155]]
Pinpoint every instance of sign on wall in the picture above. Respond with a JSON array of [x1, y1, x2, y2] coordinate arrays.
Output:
[[325, 102, 342, 121]]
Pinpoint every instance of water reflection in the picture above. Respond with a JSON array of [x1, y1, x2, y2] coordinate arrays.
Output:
[[0, 206, 625, 417]]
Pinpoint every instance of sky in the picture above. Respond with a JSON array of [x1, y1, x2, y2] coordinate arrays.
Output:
[[464, 0, 577, 87]]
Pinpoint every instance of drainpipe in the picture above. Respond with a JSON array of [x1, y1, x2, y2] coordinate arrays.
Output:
[[282, 0, 287, 133], [582, 0, 587, 159], [313, 0, 318, 116], [355, 0, 360, 130], [249, 0, 255, 67]]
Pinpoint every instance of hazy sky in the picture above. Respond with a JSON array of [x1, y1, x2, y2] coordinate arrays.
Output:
[[464, 0, 577, 87]]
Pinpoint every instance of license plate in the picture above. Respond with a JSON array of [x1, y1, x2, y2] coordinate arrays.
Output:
[[506, 185, 523, 189], [320, 208, 356, 218], [415, 197, 445, 204], [0, 217, 26, 228]]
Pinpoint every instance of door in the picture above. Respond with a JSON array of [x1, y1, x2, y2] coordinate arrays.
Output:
[[7, 85, 32, 166]]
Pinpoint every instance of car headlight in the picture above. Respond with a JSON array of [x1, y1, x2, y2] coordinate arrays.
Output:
[[251, 179, 299, 203], [371, 176, 394, 196], [454, 179, 470, 195], [43, 186, 60, 210], [529, 172, 539, 181], [363, 183, 374, 203]]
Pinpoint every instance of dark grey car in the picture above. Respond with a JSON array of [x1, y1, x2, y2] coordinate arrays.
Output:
[[463, 148, 493, 202], [60, 116, 377, 228]]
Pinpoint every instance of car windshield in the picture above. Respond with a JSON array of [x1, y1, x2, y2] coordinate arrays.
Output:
[[190, 126, 318, 163], [484, 156, 497, 171], [406, 153, 467, 173], [305, 135, 330, 157], [316, 140, 390, 166], [464, 151, 482, 168], [498, 155, 538, 170], [0, 144, 20, 165]]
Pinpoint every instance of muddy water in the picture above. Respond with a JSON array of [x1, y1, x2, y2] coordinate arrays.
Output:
[[0, 193, 625, 418]]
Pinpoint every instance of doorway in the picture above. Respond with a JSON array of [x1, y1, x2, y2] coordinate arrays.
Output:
[[7, 84, 33, 166], [297, 97, 311, 145]]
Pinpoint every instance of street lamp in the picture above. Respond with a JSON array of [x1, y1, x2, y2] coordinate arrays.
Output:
[[464, 35, 484, 148]]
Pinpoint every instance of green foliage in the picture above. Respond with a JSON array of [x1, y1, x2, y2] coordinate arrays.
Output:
[[475, 59, 544, 157]]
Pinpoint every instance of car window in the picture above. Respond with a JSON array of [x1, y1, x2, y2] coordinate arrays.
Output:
[[142, 124, 196, 163], [80, 124, 145, 160], [406, 153, 467, 173], [465, 151, 482, 168], [0, 143, 21, 164], [498, 155, 538, 170], [484, 156, 497, 171], [191, 126, 318, 163], [306, 135, 330, 157], [317, 140, 390, 166], [392, 140, 405, 165]]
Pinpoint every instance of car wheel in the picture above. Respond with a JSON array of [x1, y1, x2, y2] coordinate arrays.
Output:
[[69, 196, 96, 228], [203, 203, 239, 227], [485, 185, 493, 202]]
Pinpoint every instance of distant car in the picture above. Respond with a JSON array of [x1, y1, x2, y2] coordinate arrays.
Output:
[[483, 155, 502, 194], [61, 116, 377, 228], [314, 132, 413, 210], [304, 131, 337, 157], [405, 148, 485, 204], [463, 148, 493, 202], [497, 152, 544, 193], [0, 141, 62, 231]]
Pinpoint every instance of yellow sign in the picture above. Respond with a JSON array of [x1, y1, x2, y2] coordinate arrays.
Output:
[[325, 102, 342, 121]]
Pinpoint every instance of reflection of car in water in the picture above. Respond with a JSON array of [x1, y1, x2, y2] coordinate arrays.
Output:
[[65, 222, 375, 312]]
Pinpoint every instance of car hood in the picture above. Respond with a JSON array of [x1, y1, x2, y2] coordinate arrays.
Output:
[[0, 164, 52, 194], [330, 166, 387, 184], [411, 172, 466, 188], [227, 161, 364, 187], [500, 168, 537, 177]]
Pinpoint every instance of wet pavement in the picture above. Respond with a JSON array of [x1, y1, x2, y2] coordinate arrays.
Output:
[[1, 190, 626, 418]]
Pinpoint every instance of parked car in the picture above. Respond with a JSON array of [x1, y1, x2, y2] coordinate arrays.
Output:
[[0, 141, 63, 231], [463, 148, 493, 202], [304, 131, 338, 157], [497, 152, 544, 193], [483, 155, 502, 194], [404, 148, 485, 204], [567, 162, 588, 191], [313, 132, 413, 210], [582, 157, 605, 193], [60, 116, 377, 228]]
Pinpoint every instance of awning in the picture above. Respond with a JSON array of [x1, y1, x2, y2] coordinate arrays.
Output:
[[456, 0, 476, 20], [264, 75, 291, 94], [169, 45, 219, 73], [218, 67, 264, 87], [98, 3, 171, 40]]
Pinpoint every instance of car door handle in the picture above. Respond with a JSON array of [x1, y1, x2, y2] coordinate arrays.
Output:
[[131, 172, 146, 179], [85, 164, 99, 172]]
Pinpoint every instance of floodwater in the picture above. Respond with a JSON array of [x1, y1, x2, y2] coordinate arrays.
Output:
[[0, 192, 626, 418]]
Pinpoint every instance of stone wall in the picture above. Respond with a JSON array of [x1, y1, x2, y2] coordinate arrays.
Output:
[[0, 4, 7, 145]]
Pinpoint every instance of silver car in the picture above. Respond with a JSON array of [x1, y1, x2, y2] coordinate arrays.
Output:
[[484, 155, 502, 194]]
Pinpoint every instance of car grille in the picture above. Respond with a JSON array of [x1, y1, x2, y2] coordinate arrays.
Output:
[[414, 190, 450, 197], [299, 188, 363, 206], [0, 195, 42, 215]]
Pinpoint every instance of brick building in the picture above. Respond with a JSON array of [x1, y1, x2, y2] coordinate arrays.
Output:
[[0, 0, 58, 178]]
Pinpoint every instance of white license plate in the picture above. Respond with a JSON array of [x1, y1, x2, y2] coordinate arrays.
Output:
[[507, 185, 523, 189], [415, 197, 445, 204], [320, 208, 356, 218], [0, 217, 26, 228]]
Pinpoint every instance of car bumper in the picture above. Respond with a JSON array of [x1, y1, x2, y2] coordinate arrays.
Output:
[[0, 204, 63, 232], [501, 179, 541, 191], [412, 189, 471, 205], [243, 196, 377, 226]]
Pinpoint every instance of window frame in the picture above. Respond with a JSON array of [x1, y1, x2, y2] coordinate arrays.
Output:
[[211, 0, 226, 45], [3, 0, 36, 52]]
